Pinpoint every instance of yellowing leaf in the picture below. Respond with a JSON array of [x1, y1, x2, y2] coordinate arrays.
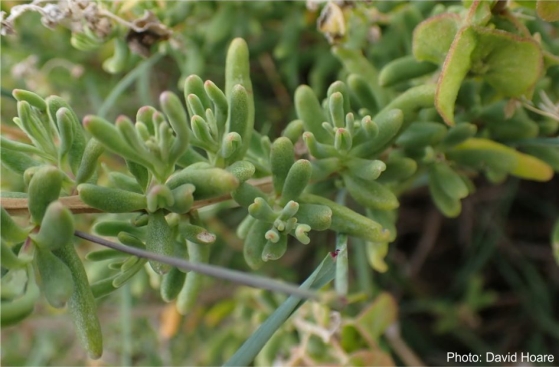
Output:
[[537, 0, 559, 21], [366, 241, 390, 272], [353, 292, 398, 346], [510, 151, 554, 181], [348, 350, 395, 367], [450, 138, 554, 182]]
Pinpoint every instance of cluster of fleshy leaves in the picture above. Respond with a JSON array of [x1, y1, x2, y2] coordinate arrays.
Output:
[[293, 0, 559, 268], [2, 0, 559, 362]]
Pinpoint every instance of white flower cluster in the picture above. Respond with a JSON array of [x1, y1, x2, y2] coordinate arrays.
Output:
[[1, 0, 112, 37]]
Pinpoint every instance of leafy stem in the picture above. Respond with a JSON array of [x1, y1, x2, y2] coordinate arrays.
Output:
[[1, 177, 273, 215]]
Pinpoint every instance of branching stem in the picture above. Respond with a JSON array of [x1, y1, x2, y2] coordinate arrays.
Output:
[[1, 177, 273, 215]]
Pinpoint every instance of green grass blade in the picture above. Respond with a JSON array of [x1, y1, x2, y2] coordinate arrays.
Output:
[[223, 254, 336, 367], [98, 53, 163, 118]]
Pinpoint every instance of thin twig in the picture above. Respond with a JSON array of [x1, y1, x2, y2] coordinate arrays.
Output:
[[258, 53, 291, 110], [385, 322, 426, 367], [74, 230, 318, 300], [406, 208, 442, 277], [1, 177, 273, 216]]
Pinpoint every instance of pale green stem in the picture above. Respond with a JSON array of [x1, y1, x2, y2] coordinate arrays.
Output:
[[74, 230, 318, 300]]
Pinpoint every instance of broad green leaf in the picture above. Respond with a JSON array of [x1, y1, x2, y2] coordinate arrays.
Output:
[[470, 27, 543, 98], [435, 26, 477, 125], [412, 14, 461, 64], [464, 0, 492, 26]]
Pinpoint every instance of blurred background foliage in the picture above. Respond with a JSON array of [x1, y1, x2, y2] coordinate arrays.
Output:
[[1, 0, 558, 366]]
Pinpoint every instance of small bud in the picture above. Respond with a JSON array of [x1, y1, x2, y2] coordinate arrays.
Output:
[[334, 128, 352, 153], [220, 132, 242, 159], [361, 116, 378, 138], [248, 197, 277, 223], [294, 224, 311, 245], [278, 201, 300, 221], [265, 228, 281, 243], [147, 184, 175, 213], [303, 132, 338, 159], [261, 234, 288, 262]]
